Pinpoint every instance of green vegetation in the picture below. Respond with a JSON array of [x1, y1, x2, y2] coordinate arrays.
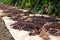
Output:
[[0, 0, 12, 5], [0, 0, 60, 17]]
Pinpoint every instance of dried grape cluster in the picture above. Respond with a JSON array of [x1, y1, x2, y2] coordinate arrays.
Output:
[[44, 22, 60, 36], [0, 4, 34, 17], [11, 16, 60, 36], [0, 4, 10, 10]]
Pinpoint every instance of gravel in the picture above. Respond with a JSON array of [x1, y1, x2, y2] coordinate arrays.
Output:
[[0, 17, 14, 40]]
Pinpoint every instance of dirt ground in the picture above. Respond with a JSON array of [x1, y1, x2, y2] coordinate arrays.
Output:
[[0, 17, 14, 40]]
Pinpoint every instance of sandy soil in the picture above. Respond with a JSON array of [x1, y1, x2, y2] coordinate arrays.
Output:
[[0, 17, 14, 40]]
